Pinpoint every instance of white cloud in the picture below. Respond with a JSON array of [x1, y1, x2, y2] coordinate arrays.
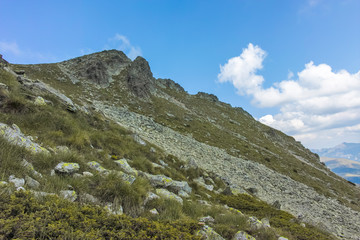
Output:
[[0, 41, 21, 55], [106, 34, 142, 60], [218, 43, 266, 95], [219, 43, 360, 148]]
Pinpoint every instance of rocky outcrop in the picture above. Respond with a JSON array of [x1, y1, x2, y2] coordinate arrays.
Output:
[[126, 56, 154, 98], [58, 50, 131, 85], [0, 123, 49, 154]]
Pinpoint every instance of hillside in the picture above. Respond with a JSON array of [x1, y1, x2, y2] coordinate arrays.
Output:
[[1, 51, 360, 240]]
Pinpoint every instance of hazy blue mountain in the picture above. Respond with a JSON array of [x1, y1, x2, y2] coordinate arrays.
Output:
[[313, 142, 360, 161], [320, 157, 360, 184]]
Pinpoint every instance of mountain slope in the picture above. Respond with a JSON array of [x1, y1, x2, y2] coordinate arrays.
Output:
[[1, 51, 360, 239]]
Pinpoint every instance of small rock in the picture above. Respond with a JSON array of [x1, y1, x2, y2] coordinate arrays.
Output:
[[0, 83, 8, 90], [0, 181, 8, 186], [82, 171, 94, 177], [105, 202, 123, 215], [278, 237, 289, 240], [199, 216, 215, 224], [149, 208, 159, 215], [194, 177, 214, 191], [80, 193, 99, 204], [178, 190, 190, 198], [197, 225, 225, 240], [156, 188, 183, 204], [143, 173, 173, 187], [87, 161, 108, 174], [150, 147, 156, 153], [261, 218, 271, 228], [55, 162, 80, 174], [300, 223, 306, 228], [9, 175, 25, 188], [21, 159, 42, 178], [50, 169, 56, 176], [115, 171, 136, 184], [232, 231, 256, 240], [133, 134, 146, 146], [151, 162, 165, 169], [16, 187, 26, 191], [169, 180, 192, 194], [55, 146, 70, 154], [144, 192, 160, 205], [34, 96, 46, 106], [159, 160, 168, 167], [60, 190, 77, 202], [114, 159, 138, 176], [25, 176, 40, 189], [248, 216, 263, 230]]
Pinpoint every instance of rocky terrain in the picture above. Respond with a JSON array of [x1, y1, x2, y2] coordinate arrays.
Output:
[[1, 51, 360, 240]]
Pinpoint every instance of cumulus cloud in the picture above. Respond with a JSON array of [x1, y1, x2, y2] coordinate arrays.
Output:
[[106, 34, 142, 60], [218, 43, 266, 95], [219, 43, 360, 148]]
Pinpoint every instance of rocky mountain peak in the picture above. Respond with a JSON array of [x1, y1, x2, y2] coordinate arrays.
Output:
[[126, 56, 154, 98]]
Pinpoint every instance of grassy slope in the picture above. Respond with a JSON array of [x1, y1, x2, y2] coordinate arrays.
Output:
[[0, 64, 340, 239]]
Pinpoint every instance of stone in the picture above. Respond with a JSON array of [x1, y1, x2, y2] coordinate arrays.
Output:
[[248, 216, 263, 230], [114, 171, 136, 184], [0, 181, 8, 186], [185, 158, 198, 170], [114, 159, 138, 176], [21, 159, 43, 178], [105, 202, 123, 215], [9, 175, 25, 188], [55, 162, 80, 174], [0, 83, 8, 90], [261, 218, 271, 228], [87, 161, 109, 174], [80, 193, 99, 204], [199, 216, 215, 224], [55, 146, 70, 154], [272, 200, 281, 209], [151, 162, 165, 169], [0, 123, 49, 154], [133, 134, 146, 146], [34, 96, 46, 106], [60, 190, 77, 202], [50, 169, 56, 176], [232, 231, 256, 240], [16, 187, 26, 191], [82, 171, 94, 177], [169, 180, 192, 194], [194, 177, 214, 191], [156, 188, 183, 204], [178, 190, 190, 198], [149, 208, 159, 215], [278, 237, 289, 240], [25, 176, 40, 189], [143, 173, 173, 188], [197, 225, 225, 240], [144, 192, 160, 205], [159, 160, 168, 167]]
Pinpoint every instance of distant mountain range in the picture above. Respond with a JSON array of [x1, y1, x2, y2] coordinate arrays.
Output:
[[312, 143, 360, 184]]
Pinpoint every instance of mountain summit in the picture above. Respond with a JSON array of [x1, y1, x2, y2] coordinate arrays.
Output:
[[1, 51, 360, 239]]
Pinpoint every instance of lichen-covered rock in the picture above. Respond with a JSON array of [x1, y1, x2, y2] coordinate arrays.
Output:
[[261, 218, 270, 228], [197, 225, 225, 240], [60, 190, 77, 202], [178, 190, 190, 198], [34, 96, 46, 106], [199, 216, 215, 224], [80, 193, 99, 204], [87, 161, 109, 174], [114, 159, 138, 176], [143, 173, 173, 187], [156, 188, 183, 204], [144, 192, 160, 205], [9, 175, 25, 188], [149, 208, 159, 215], [0, 123, 49, 154], [232, 231, 256, 240], [21, 159, 42, 178], [82, 171, 94, 177], [25, 176, 40, 189], [55, 162, 80, 174], [105, 202, 123, 215], [0, 83, 8, 90], [248, 216, 264, 230], [55, 145, 70, 154], [0, 181, 8, 186], [169, 180, 192, 194], [194, 177, 214, 191], [114, 171, 136, 184]]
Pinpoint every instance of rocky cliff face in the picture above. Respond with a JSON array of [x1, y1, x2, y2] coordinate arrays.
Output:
[[2, 50, 360, 240]]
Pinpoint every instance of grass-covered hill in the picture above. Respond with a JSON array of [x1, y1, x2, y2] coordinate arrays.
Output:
[[0, 51, 359, 239]]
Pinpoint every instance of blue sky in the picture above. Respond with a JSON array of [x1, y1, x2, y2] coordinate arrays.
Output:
[[0, 0, 359, 149]]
